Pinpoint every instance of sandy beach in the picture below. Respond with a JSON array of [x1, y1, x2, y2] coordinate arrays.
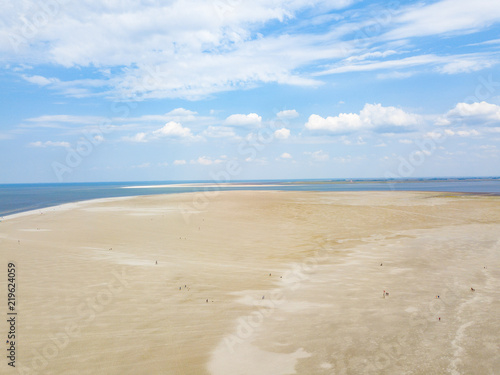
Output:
[[1, 191, 499, 374]]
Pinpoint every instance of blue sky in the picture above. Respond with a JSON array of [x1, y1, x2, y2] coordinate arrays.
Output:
[[1, 0, 500, 183]]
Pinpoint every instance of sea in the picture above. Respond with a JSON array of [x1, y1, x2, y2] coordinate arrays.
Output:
[[1, 178, 499, 218]]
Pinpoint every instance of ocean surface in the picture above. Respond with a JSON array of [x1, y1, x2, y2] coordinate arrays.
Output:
[[1, 178, 499, 217]]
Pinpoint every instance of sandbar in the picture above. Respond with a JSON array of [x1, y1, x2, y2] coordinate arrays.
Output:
[[1, 191, 499, 374]]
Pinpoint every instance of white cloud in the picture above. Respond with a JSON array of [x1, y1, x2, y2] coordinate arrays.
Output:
[[277, 109, 299, 119], [153, 121, 194, 138], [29, 140, 70, 148], [377, 71, 416, 80], [26, 114, 103, 124], [274, 127, 291, 140], [305, 150, 329, 161], [361, 103, 420, 127], [317, 53, 497, 77], [21, 74, 107, 97], [439, 102, 500, 129], [447, 102, 500, 120], [124, 121, 196, 142], [132, 162, 150, 169], [1, 1, 361, 99], [173, 160, 187, 165], [443, 129, 480, 137], [384, 0, 500, 40], [193, 156, 224, 165], [3, 0, 500, 101], [127, 132, 147, 143], [399, 139, 413, 144], [437, 59, 496, 74], [306, 113, 363, 133], [280, 152, 292, 159], [202, 126, 238, 139], [457, 130, 480, 137], [22, 75, 60, 86], [305, 103, 420, 134], [224, 113, 262, 126]]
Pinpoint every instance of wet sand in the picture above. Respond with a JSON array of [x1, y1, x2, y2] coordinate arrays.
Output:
[[1, 191, 499, 374]]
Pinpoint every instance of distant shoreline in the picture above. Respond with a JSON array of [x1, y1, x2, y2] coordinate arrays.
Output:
[[1, 178, 500, 218]]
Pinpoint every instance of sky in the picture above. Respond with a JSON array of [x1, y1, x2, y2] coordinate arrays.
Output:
[[1, 0, 500, 183]]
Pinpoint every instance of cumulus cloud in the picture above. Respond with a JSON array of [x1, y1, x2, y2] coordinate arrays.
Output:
[[305, 103, 420, 134], [280, 152, 292, 159], [202, 126, 238, 139], [173, 160, 187, 165], [445, 129, 480, 137], [124, 121, 197, 143], [224, 113, 262, 126], [447, 102, 500, 120], [29, 140, 70, 148], [153, 121, 194, 138], [277, 109, 299, 119], [305, 150, 329, 161], [192, 156, 224, 165], [274, 127, 291, 139], [127, 132, 147, 143], [436, 101, 500, 129]]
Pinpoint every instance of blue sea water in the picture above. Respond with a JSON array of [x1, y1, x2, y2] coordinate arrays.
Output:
[[0, 179, 499, 217]]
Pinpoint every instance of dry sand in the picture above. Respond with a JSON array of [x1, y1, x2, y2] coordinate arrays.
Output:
[[0, 191, 499, 374]]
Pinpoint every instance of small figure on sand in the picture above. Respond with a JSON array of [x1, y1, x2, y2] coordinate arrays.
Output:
[[439, 317, 441, 321], [269, 273, 271, 276], [155, 260, 157, 265], [262, 295, 265, 299], [380, 263, 383, 266], [206, 299, 208, 303], [471, 287, 475, 292]]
